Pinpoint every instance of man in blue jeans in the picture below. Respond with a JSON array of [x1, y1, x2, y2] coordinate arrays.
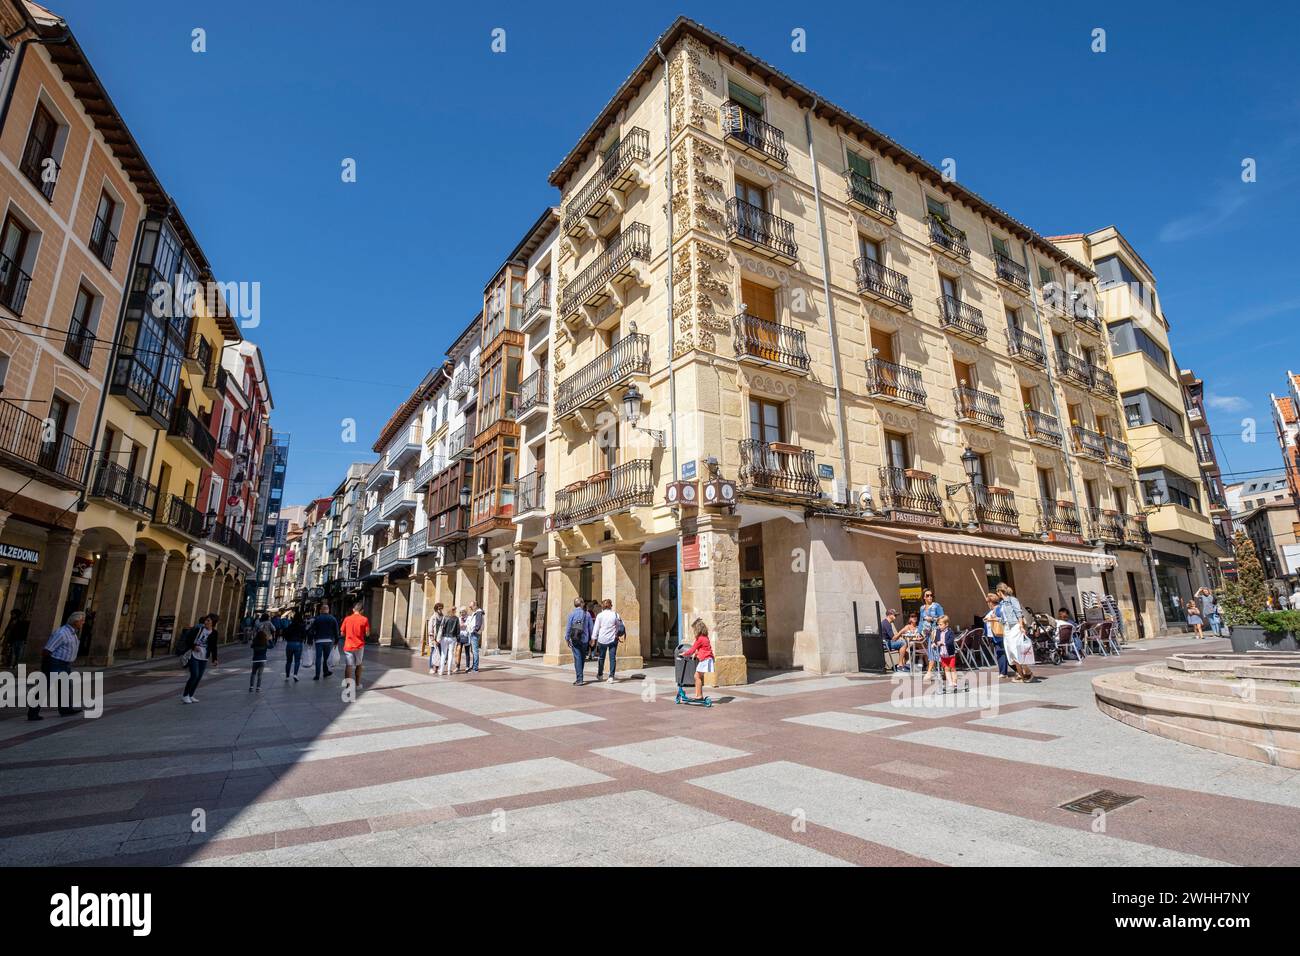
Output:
[[309, 603, 340, 681], [467, 601, 485, 672], [564, 597, 591, 685]]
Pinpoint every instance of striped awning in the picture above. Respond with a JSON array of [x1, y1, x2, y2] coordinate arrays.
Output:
[[848, 526, 1115, 569]]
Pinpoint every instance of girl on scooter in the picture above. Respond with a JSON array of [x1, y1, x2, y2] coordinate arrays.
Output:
[[681, 618, 714, 701]]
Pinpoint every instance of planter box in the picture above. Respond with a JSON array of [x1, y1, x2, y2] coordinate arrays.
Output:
[[1228, 625, 1300, 653]]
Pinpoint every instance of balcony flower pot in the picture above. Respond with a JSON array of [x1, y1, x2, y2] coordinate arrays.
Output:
[[903, 468, 932, 480], [564, 481, 586, 493], [769, 442, 802, 455], [588, 470, 611, 484]]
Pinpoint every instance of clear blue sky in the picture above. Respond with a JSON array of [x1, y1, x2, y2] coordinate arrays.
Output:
[[53, 0, 1300, 500]]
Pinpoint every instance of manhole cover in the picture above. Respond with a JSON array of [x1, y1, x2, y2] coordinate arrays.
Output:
[[1060, 789, 1141, 814]]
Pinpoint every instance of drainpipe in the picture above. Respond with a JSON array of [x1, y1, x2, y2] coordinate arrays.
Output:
[[803, 98, 851, 503], [655, 42, 685, 644]]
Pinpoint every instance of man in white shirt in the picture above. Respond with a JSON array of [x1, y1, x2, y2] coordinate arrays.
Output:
[[592, 599, 623, 683]]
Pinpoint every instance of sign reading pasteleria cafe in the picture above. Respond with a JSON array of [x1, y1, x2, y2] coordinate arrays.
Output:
[[0, 543, 39, 564]]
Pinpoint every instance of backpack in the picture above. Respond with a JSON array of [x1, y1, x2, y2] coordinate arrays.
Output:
[[614, 615, 626, 638]]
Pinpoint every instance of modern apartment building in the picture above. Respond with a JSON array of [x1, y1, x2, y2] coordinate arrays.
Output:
[[249, 431, 289, 611], [1052, 227, 1226, 628], [1227, 472, 1290, 516]]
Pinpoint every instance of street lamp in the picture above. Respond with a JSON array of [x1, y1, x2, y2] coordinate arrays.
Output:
[[397, 517, 409, 537], [960, 446, 980, 482], [459, 486, 471, 508], [621, 384, 665, 446]]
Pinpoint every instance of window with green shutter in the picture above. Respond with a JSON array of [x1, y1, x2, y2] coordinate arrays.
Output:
[[992, 235, 1010, 258], [926, 196, 948, 221], [847, 151, 874, 181], [728, 80, 765, 116]]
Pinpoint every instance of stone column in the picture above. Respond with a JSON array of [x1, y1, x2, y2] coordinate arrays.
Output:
[[25, 529, 83, 665], [680, 512, 745, 686], [152, 560, 189, 657], [86, 546, 134, 666], [601, 541, 644, 672], [454, 559, 481, 616], [391, 580, 410, 647], [542, 557, 581, 666], [407, 575, 426, 650], [127, 551, 170, 658], [195, 568, 217, 624], [377, 582, 396, 645], [177, 559, 202, 630], [510, 542, 536, 659], [434, 564, 455, 610], [481, 557, 504, 653]]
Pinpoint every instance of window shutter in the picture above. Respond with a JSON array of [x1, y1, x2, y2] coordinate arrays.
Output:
[[728, 81, 764, 115]]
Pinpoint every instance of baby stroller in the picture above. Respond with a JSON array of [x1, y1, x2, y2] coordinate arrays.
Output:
[[674, 643, 712, 707], [1023, 609, 1062, 665]]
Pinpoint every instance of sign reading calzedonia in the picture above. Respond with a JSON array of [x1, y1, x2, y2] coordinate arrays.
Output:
[[0, 543, 39, 564]]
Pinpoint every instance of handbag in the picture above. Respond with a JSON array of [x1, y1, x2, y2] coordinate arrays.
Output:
[[180, 650, 192, 667]]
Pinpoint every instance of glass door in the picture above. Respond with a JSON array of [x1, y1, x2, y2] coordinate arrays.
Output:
[[649, 570, 678, 658]]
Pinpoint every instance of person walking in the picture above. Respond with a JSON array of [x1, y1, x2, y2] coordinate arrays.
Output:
[[592, 598, 624, 683], [426, 603, 445, 674], [249, 621, 269, 692], [340, 602, 370, 691], [309, 602, 340, 681], [466, 600, 485, 673], [995, 583, 1033, 682], [179, 613, 220, 704], [283, 611, 306, 682], [935, 615, 961, 693], [3, 607, 29, 668], [438, 604, 459, 676], [918, 589, 944, 683], [26, 611, 86, 720], [984, 595, 1009, 678], [1196, 588, 1222, 638], [564, 597, 591, 685]]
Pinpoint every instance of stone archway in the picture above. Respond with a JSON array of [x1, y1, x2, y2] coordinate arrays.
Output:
[[75, 525, 135, 666]]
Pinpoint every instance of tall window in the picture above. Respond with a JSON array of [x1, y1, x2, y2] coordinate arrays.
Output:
[[884, 431, 910, 470], [748, 397, 783, 445]]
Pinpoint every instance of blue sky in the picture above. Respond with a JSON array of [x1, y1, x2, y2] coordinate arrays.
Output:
[[53, 0, 1300, 499]]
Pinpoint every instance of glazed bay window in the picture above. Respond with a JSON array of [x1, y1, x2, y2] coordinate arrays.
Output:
[[477, 344, 522, 431], [484, 266, 524, 345], [469, 432, 518, 534]]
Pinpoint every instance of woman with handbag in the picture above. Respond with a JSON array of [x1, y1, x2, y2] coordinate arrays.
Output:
[[179, 613, 220, 704], [983, 595, 1009, 678], [994, 584, 1034, 683]]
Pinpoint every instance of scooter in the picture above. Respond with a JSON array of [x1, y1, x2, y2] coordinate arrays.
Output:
[[674, 645, 713, 707]]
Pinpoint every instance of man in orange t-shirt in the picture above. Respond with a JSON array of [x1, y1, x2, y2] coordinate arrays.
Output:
[[340, 603, 370, 691]]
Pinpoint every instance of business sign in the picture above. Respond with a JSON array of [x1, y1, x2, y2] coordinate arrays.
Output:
[[152, 615, 176, 652], [0, 543, 39, 565]]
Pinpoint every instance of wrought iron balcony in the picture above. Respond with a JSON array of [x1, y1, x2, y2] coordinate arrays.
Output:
[[156, 493, 208, 539], [19, 135, 58, 201], [361, 501, 385, 534], [380, 478, 416, 519], [521, 275, 551, 329], [365, 455, 394, 490], [518, 367, 549, 418], [1105, 435, 1132, 468], [1070, 425, 1108, 460], [1072, 304, 1103, 335], [1007, 326, 1047, 368], [0, 252, 33, 316], [184, 331, 212, 375], [63, 315, 95, 369], [1054, 349, 1093, 387], [721, 101, 788, 167], [1039, 499, 1082, 536], [878, 466, 943, 518], [90, 460, 158, 517], [1086, 508, 1126, 544], [89, 213, 118, 269], [1124, 513, 1152, 545], [217, 424, 241, 456], [0, 399, 91, 489], [553, 459, 654, 528], [167, 405, 217, 465], [738, 440, 818, 498], [555, 333, 650, 418], [207, 517, 258, 568], [516, 471, 546, 516], [953, 385, 1005, 429], [865, 358, 926, 407], [993, 251, 1030, 293], [449, 362, 477, 401], [448, 423, 472, 460], [406, 525, 432, 557], [560, 222, 651, 316], [928, 216, 970, 259], [562, 127, 650, 236], [938, 295, 986, 341], [854, 258, 912, 310], [725, 198, 797, 264], [1023, 409, 1063, 447], [375, 535, 412, 573], [734, 312, 810, 373], [385, 422, 423, 468], [974, 484, 1019, 526], [1088, 364, 1117, 397], [843, 170, 896, 220], [413, 453, 440, 492]]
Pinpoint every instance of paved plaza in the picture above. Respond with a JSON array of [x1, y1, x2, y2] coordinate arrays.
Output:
[[1, 635, 1297, 867]]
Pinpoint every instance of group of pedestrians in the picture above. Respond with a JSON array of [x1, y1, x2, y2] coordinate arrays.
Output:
[[564, 597, 626, 685], [423, 601, 484, 675]]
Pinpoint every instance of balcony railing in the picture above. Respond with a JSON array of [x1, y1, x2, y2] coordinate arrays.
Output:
[[1007, 326, 1047, 367], [843, 169, 895, 219], [217, 424, 241, 456], [522, 275, 551, 328], [89, 213, 118, 269], [414, 454, 439, 492], [168, 405, 217, 463], [865, 358, 926, 407], [1087, 508, 1126, 544], [738, 440, 818, 498], [733, 312, 810, 372], [1070, 425, 1107, 460], [562, 127, 650, 234], [726, 198, 797, 263], [1106, 435, 1132, 468], [518, 367, 549, 417], [0, 399, 91, 488], [1124, 514, 1152, 545], [207, 517, 258, 567], [1054, 349, 1093, 387], [993, 251, 1030, 292], [90, 460, 158, 517], [938, 295, 986, 340], [365, 455, 394, 490], [185, 331, 213, 375], [878, 466, 943, 517], [928, 216, 970, 259], [1039, 499, 1082, 536], [974, 484, 1019, 526], [448, 423, 471, 459], [517, 471, 546, 514], [375, 536, 411, 572], [381, 478, 416, 518], [721, 101, 788, 167], [157, 493, 208, 539], [1023, 409, 1063, 447], [555, 333, 650, 417], [560, 222, 651, 316], [954, 385, 1005, 429], [554, 459, 654, 528], [854, 258, 912, 309], [19, 135, 58, 201], [63, 316, 96, 369], [0, 252, 33, 316], [1073, 305, 1103, 335], [361, 502, 384, 534], [1089, 364, 1117, 397]]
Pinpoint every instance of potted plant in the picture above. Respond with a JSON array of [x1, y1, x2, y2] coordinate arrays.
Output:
[[1255, 609, 1300, 652], [1221, 531, 1271, 652]]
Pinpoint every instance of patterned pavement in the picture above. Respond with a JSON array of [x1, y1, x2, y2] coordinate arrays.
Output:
[[1, 635, 1297, 867]]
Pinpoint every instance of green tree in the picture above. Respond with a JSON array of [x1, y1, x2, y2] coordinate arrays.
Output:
[[1221, 530, 1268, 627]]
